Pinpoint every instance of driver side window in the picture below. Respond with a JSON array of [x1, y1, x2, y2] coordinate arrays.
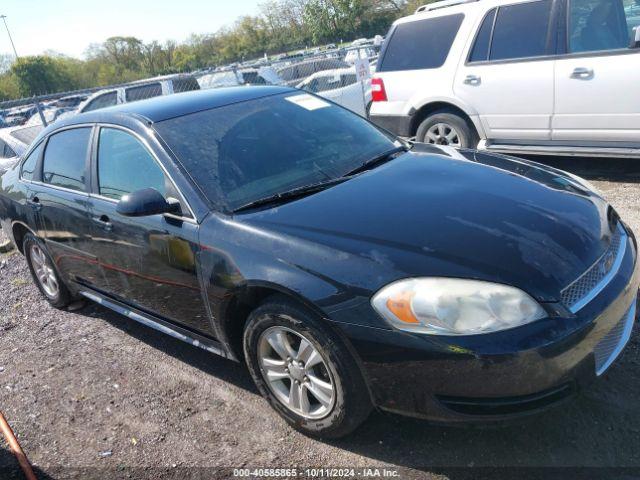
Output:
[[97, 128, 168, 201]]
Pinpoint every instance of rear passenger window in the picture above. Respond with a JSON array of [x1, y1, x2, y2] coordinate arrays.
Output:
[[97, 128, 167, 200], [379, 14, 464, 71], [489, 0, 552, 60], [125, 83, 162, 102], [469, 8, 497, 62], [21, 143, 43, 181], [42, 128, 91, 192]]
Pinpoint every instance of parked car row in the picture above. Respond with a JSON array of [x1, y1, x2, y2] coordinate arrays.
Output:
[[196, 52, 375, 116], [0, 38, 382, 147]]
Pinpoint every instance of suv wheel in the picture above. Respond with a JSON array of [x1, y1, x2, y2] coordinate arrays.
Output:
[[243, 296, 372, 438], [416, 111, 478, 148], [24, 233, 73, 309]]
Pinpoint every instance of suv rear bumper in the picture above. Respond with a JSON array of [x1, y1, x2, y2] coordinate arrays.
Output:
[[369, 113, 413, 137]]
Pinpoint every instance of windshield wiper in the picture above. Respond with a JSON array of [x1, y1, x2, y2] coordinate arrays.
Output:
[[343, 145, 409, 177], [233, 177, 348, 213]]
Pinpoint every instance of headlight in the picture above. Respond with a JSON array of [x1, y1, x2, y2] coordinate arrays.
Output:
[[371, 278, 546, 335]]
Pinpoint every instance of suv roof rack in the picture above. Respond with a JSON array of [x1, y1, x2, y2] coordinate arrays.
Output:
[[415, 0, 478, 14]]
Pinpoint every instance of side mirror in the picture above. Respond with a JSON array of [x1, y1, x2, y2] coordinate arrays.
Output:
[[116, 188, 179, 217]]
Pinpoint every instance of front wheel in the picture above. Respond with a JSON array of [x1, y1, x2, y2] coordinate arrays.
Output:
[[243, 296, 372, 438], [416, 111, 478, 148]]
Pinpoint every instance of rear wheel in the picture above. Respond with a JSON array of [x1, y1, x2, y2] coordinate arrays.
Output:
[[24, 234, 73, 309], [243, 296, 372, 438], [416, 111, 478, 148]]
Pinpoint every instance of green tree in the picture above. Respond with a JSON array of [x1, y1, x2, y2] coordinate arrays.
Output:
[[0, 72, 20, 100], [10, 56, 79, 96]]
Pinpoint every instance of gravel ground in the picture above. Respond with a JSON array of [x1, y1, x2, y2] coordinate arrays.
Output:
[[1, 157, 640, 479]]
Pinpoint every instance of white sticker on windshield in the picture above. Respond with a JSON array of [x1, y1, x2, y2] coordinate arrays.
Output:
[[285, 94, 330, 111]]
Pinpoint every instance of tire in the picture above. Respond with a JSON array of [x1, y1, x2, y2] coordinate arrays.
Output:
[[23, 233, 73, 309], [243, 295, 373, 438], [416, 110, 479, 148]]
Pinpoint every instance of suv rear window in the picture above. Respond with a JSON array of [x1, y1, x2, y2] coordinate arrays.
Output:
[[378, 14, 464, 71]]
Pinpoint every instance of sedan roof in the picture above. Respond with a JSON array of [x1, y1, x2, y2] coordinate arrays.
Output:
[[71, 86, 295, 124]]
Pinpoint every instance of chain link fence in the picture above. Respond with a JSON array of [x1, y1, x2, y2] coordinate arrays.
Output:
[[0, 42, 380, 169]]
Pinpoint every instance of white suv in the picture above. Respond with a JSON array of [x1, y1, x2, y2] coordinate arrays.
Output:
[[369, 0, 640, 157]]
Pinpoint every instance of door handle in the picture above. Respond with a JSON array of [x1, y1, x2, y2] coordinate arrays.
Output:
[[463, 74, 481, 85], [27, 197, 41, 211], [570, 67, 593, 79], [92, 215, 113, 232]]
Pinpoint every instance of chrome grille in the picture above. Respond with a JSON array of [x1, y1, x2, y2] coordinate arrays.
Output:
[[561, 224, 626, 312], [594, 302, 636, 376]]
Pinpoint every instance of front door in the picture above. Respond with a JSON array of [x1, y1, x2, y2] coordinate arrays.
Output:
[[553, 0, 640, 142], [454, 0, 556, 141], [86, 126, 211, 335]]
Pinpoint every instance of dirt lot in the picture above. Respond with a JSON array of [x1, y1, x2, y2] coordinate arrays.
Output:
[[1, 157, 640, 480]]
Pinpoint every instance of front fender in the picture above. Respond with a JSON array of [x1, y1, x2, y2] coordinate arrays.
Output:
[[196, 213, 391, 350]]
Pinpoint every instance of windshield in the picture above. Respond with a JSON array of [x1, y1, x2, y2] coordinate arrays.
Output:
[[154, 92, 397, 212]]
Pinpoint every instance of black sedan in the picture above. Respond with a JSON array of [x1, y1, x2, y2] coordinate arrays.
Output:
[[0, 87, 637, 438]]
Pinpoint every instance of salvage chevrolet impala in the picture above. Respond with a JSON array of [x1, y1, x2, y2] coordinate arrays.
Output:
[[0, 87, 637, 438]]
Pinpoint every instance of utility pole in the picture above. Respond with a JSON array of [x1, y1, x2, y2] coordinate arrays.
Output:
[[0, 15, 18, 59]]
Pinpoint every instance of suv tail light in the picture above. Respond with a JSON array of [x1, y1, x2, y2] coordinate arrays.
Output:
[[371, 77, 387, 102]]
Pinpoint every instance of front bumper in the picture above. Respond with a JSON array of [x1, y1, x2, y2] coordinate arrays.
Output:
[[334, 229, 639, 422]]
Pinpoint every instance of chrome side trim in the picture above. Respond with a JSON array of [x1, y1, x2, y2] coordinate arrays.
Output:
[[596, 301, 636, 376], [21, 179, 91, 197], [565, 225, 627, 313], [79, 289, 231, 359], [482, 143, 640, 158]]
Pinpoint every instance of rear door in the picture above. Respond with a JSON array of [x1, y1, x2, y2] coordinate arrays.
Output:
[[30, 126, 105, 287], [454, 0, 557, 141], [552, 0, 640, 142], [86, 126, 211, 335]]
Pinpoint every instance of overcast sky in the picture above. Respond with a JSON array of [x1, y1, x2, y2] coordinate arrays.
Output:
[[0, 0, 262, 58]]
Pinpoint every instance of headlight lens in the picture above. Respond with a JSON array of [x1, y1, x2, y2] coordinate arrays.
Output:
[[371, 278, 546, 335]]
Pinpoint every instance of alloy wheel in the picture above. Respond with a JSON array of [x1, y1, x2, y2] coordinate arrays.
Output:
[[30, 244, 59, 298], [425, 123, 461, 147], [258, 326, 336, 420]]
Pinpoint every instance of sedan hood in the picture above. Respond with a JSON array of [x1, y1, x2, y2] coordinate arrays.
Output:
[[240, 147, 616, 301]]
